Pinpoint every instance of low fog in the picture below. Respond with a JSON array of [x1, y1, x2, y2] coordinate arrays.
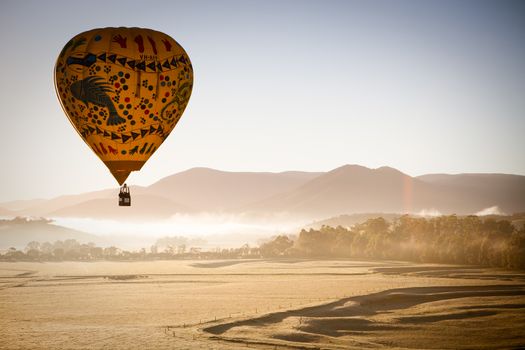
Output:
[[52, 213, 307, 250]]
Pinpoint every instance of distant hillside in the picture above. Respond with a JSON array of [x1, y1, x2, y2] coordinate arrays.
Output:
[[243, 165, 525, 218], [0, 168, 321, 218], [10, 186, 149, 217], [0, 198, 46, 212], [1, 165, 524, 220], [48, 194, 192, 220], [0, 218, 104, 249], [147, 167, 322, 212], [0, 207, 15, 218], [243, 165, 440, 218], [417, 173, 525, 214], [305, 213, 403, 229]]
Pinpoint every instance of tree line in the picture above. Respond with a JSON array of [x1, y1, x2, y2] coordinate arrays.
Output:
[[260, 215, 525, 269], [1, 215, 524, 269], [0, 239, 260, 261]]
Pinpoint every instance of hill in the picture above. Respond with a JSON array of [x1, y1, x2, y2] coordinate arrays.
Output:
[[244, 165, 439, 218], [146, 167, 322, 212], [0, 168, 322, 219], [9, 186, 149, 217], [243, 165, 525, 218], [417, 173, 525, 214], [0, 207, 15, 218], [1, 165, 523, 221], [0, 217, 104, 249], [48, 194, 192, 220], [0, 199, 46, 212]]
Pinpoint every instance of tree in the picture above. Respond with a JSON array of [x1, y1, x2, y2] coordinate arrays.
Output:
[[25, 241, 41, 252], [260, 235, 294, 258]]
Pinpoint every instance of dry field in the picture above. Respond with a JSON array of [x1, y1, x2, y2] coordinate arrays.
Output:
[[0, 259, 524, 349]]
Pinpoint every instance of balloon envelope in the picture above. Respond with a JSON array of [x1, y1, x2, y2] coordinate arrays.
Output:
[[55, 27, 193, 184]]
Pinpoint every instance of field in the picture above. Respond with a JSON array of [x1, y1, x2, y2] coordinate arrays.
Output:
[[1, 260, 524, 349]]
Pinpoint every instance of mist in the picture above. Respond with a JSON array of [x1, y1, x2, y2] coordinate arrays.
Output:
[[52, 213, 306, 249], [476, 206, 505, 216]]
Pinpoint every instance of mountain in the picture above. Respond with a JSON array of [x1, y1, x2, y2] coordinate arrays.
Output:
[[242, 165, 525, 218], [8, 186, 149, 217], [1, 165, 523, 221], [0, 218, 104, 249], [145, 167, 322, 211], [48, 194, 191, 220], [0, 207, 15, 218], [0, 198, 46, 212], [417, 173, 525, 215], [0, 168, 320, 219], [243, 165, 431, 217]]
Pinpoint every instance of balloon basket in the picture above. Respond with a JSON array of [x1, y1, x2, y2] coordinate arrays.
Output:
[[119, 184, 131, 207]]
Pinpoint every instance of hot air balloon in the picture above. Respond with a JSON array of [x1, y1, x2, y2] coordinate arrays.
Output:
[[54, 27, 193, 206]]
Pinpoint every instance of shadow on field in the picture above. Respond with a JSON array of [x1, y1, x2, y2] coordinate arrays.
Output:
[[204, 284, 525, 336], [373, 266, 525, 282]]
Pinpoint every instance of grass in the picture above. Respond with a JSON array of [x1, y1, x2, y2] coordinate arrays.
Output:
[[0, 260, 523, 349]]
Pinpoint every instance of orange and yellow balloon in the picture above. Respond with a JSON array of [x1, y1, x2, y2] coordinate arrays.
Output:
[[54, 27, 193, 184]]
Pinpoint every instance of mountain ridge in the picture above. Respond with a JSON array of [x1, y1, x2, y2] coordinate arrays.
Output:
[[1, 165, 523, 220]]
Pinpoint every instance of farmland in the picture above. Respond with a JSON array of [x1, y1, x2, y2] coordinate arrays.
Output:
[[1, 260, 524, 349]]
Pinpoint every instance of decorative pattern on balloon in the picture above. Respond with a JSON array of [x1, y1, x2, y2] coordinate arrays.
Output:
[[55, 27, 193, 185]]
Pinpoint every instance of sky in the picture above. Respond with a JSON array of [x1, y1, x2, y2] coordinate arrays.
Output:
[[0, 0, 524, 202]]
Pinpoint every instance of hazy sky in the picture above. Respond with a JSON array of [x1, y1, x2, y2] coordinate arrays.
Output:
[[0, 0, 524, 201]]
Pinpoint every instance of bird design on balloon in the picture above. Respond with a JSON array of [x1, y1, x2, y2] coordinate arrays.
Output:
[[70, 77, 126, 126]]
